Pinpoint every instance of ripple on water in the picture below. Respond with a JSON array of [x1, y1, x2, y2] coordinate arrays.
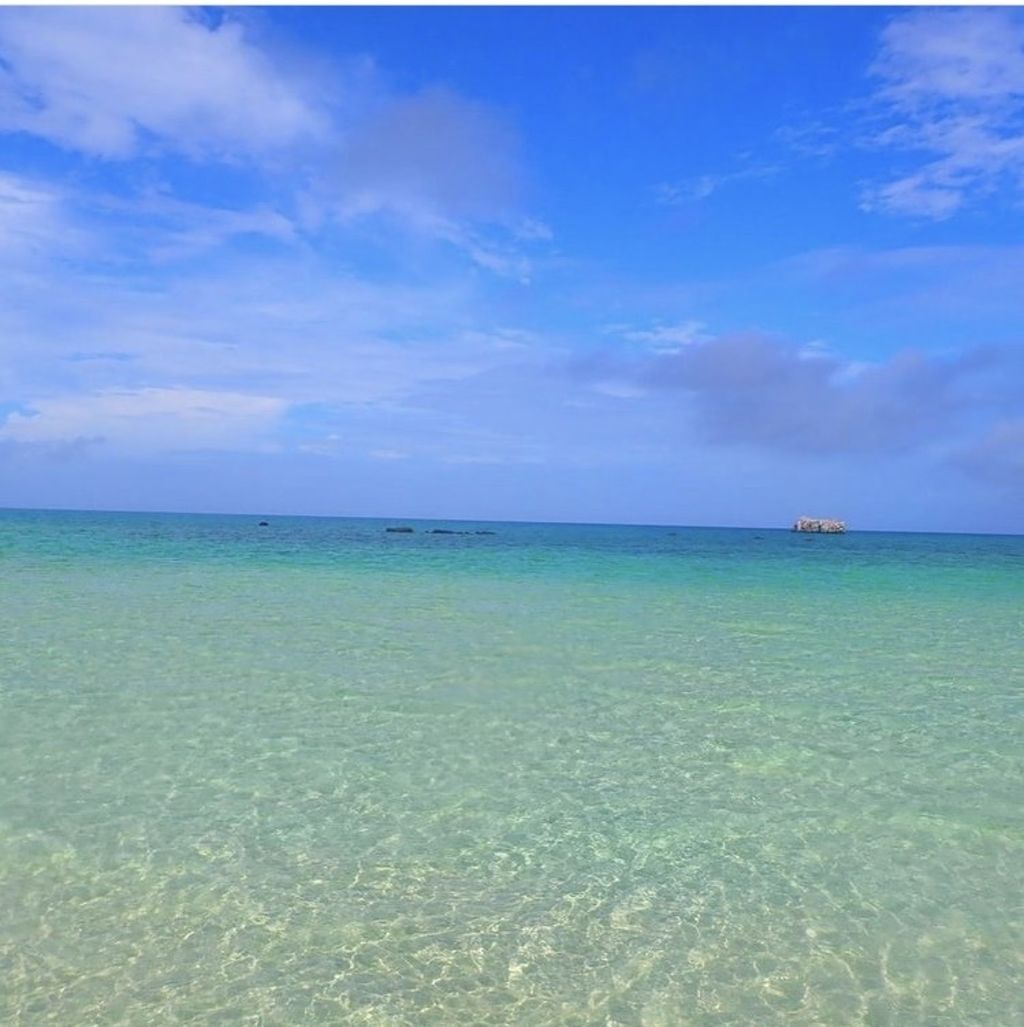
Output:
[[1, 513, 1022, 1024]]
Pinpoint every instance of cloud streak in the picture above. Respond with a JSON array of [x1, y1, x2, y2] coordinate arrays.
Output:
[[0, 202, 553, 460], [0, 388, 286, 454], [655, 163, 780, 206]]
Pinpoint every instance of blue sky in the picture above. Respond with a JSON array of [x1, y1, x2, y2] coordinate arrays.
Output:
[[1, 6, 1023, 531]]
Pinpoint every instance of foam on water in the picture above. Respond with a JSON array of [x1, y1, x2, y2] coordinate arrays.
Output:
[[1, 510, 1022, 1024]]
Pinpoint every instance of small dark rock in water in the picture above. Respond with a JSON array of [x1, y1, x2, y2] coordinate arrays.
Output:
[[429, 529, 457, 534], [475, 530, 496, 535], [385, 526, 415, 533], [258, 521, 269, 527]]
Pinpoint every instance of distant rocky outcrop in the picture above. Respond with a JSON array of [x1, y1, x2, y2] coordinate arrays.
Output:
[[792, 516, 846, 533], [385, 525, 497, 536], [428, 528, 498, 536]]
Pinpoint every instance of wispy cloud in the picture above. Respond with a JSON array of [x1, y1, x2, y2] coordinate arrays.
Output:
[[729, 10, 1024, 222], [115, 193, 299, 261], [611, 320, 709, 354], [0, 435, 105, 465], [774, 242, 1024, 333], [862, 8, 1024, 219], [655, 163, 779, 206], [4, 261, 519, 395], [0, 172, 87, 260], [0, 209, 554, 460], [773, 120, 842, 161], [0, 388, 287, 454], [0, 170, 305, 276]]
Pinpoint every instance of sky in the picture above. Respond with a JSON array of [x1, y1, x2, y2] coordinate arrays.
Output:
[[1, 5, 1023, 532]]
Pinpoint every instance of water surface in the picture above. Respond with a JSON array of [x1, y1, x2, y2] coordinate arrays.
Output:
[[2, 510, 1022, 1024]]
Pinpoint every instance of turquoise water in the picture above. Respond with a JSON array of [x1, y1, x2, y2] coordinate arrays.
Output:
[[1, 509, 1022, 1025]]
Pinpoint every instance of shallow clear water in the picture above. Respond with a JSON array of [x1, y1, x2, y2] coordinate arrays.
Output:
[[1, 509, 1022, 1025]]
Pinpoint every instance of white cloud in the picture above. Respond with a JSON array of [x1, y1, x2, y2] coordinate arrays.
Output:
[[872, 10, 1024, 106], [0, 7, 326, 159], [863, 9, 1024, 218], [0, 10, 557, 466], [0, 388, 287, 453], [0, 10, 546, 279]]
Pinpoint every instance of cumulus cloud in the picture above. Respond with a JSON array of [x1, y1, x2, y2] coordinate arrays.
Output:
[[318, 86, 541, 277], [0, 7, 326, 159], [579, 332, 1019, 458], [334, 88, 520, 222], [951, 418, 1024, 488], [863, 8, 1024, 218]]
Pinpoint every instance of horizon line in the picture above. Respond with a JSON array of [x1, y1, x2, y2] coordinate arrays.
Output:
[[1, 504, 1020, 538]]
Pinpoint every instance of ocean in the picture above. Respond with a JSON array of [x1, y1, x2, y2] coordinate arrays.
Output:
[[2, 508, 1022, 1025]]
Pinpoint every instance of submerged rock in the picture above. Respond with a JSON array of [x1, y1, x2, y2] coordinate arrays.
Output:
[[385, 526, 415, 533], [792, 516, 846, 534]]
